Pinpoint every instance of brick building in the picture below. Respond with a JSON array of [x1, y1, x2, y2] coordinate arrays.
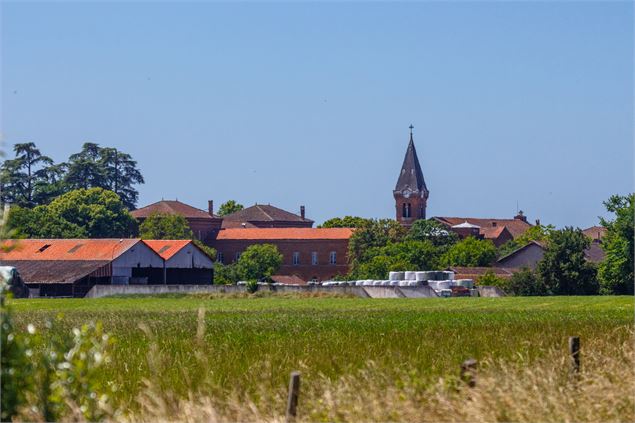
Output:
[[394, 126, 429, 227], [213, 228, 352, 282], [433, 213, 533, 247], [130, 200, 222, 243]]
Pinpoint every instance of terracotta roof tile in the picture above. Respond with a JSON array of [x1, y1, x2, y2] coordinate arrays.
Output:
[[0, 239, 140, 261], [222, 204, 313, 224], [434, 216, 532, 238], [142, 240, 193, 260], [131, 200, 216, 219], [216, 228, 353, 240]]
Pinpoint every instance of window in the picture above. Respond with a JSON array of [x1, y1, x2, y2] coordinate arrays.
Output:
[[217, 252, 224, 263], [235, 252, 242, 261], [329, 251, 337, 265], [402, 203, 411, 218], [292, 252, 300, 265], [311, 251, 318, 265]]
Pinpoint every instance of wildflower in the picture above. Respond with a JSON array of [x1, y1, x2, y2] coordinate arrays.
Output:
[[27, 323, 35, 334]]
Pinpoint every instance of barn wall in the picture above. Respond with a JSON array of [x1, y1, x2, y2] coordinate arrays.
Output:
[[167, 245, 214, 269]]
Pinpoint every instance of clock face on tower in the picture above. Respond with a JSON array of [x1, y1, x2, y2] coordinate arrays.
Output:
[[402, 188, 412, 198]]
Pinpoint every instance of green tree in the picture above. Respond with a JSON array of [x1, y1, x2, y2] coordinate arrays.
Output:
[[64, 143, 108, 190], [406, 219, 459, 247], [7, 206, 86, 238], [139, 212, 194, 240], [213, 263, 240, 285], [348, 219, 407, 265], [352, 255, 412, 280], [100, 148, 145, 209], [537, 227, 598, 295], [8, 188, 137, 238], [598, 194, 634, 295], [498, 224, 556, 258], [319, 216, 370, 228], [236, 244, 283, 281], [0, 143, 55, 207], [508, 267, 548, 296], [441, 237, 497, 267], [217, 200, 244, 216], [32, 163, 68, 205], [64, 143, 143, 209]]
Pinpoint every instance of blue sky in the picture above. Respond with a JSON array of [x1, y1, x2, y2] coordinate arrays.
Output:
[[1, 1, 632, 228]]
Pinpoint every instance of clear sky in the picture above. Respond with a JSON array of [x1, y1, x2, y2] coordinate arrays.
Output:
[[1, 1, 632, 228]]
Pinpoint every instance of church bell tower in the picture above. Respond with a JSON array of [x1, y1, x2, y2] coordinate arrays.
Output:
[[393, 125, 429, 226]]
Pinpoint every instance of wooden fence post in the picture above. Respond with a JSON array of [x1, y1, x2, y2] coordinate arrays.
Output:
[[286, 371, 301, 422], [460, 358, 478, 387], [569, 336, 580, 374]]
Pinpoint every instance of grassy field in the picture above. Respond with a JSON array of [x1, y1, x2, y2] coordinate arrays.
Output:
[[9, 294, 634, 421]]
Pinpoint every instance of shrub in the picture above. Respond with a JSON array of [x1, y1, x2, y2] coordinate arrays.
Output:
[[477, 270, 511, 292], [0, 282, 114, 421]]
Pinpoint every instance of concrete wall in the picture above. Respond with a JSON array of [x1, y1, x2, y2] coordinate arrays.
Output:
[[85, 284, 440, 299], [477, 286, 506, 297]]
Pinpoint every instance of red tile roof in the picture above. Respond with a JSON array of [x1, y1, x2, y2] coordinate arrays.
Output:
[[0, 239, 140, 261], [216, 227, 353, 240], [131, 200, 216, 220], [434, 216, 532, 238], [142, 240, 193, 260], [222, 204, 313, 225]]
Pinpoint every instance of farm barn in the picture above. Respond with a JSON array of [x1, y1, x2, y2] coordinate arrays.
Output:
[[143, 240, 214, 284], [0, 239, 214, 297]]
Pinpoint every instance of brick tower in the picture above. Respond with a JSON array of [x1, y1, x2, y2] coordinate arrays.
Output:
[[393, 125, 429, 226]]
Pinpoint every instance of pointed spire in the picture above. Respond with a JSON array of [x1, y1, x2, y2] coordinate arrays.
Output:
[[394, 125, 428, 196]]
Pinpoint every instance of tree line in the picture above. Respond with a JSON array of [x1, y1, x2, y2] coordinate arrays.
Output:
[[0, 142, 144, 210], [323, 194, 634, 296]]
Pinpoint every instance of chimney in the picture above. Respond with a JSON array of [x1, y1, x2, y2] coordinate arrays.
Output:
[[514, 210, 527, 223], [208, 200, 214, 215], [535, 219, 541, 226], [300, 205, 306, 219]]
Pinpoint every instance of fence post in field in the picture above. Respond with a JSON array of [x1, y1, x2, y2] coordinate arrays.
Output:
[[460, 358, 478, 388], [569, 336, 580, 375], [286, 371, 301, 422]]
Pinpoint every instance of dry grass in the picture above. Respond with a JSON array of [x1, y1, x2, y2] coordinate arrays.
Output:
[[125, 326, 634, 423], [12, 296, 633, 422]]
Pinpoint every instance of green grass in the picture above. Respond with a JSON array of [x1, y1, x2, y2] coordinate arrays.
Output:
[[9, 295, 634, 413]]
